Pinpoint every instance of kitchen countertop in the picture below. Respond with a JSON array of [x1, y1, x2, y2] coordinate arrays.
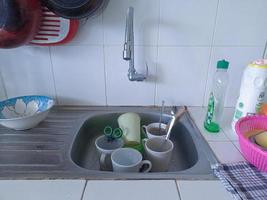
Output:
[[87, 106, 242, 200], [82, 106, 244, 200], [0, 106, 244, 200]]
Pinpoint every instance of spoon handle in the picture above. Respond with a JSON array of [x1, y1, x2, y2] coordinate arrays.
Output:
[[159, 100, 165, 131], [165, 106, 187, 140]]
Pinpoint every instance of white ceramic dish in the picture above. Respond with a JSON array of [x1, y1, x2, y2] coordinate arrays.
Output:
[[0, 95, 55, 130]]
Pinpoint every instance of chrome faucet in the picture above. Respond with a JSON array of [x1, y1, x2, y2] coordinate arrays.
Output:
[[123, 7, 148, 81]]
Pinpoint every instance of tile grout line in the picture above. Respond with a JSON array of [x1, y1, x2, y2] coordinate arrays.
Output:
[[58, 44, 265, 48], [174, 180, 183, 200], [202, 0, 221, 107], [48, 47, 59, 105], [80, 180, 88, 200], [153, 0, 161, 106], [101, 12, 108, 106], [0, 70, 8, 99]]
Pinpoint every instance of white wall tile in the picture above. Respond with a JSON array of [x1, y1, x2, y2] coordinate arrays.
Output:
[[214, 0, 267, 46], [0, 46, 56, 99], [159, 0, 218, 46], [156, 47, 210, 106], [103, 0, 160, 45], [67, 15, 104, 45], [84, 180, 180, 200], [0, 180, 85, 200], [1, 1, 267, 107], [177, 180, 232, 200], [105, 46, 156, 105], [51, 46, 106, 105], [220, 108, 238, 141], [204, 47, 264, 107]]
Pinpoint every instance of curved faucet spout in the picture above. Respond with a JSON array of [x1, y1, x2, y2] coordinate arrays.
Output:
[[123, 7, 148, 82]]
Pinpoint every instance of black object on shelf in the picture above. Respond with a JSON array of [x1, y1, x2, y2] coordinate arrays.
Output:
[[42, 0, 109, 19]]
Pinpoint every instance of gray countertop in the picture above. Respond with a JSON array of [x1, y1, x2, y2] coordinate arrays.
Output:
[[0, 106, 239, 200], [0, 106, 243, 181], [2, 106, 215, 180]]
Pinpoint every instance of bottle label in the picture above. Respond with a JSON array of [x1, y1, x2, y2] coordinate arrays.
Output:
[[256, 91, 265, 112], [204, 92, 220, 132], [234, 109, 243, 120], [205, 92, 215, 125]]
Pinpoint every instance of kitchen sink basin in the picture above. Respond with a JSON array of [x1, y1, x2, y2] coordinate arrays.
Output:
[[70, 107, 218, 179]]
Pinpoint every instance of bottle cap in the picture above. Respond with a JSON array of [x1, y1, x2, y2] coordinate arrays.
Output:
[[217, 59, 229, 69], [249, 59, 267, 69]]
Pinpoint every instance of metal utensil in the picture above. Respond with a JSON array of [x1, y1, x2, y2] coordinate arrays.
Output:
[[158, 106, 187, 151], [159, 100, 165, 135], [165, 106, 187, 140], [263, 40, 267, 59]]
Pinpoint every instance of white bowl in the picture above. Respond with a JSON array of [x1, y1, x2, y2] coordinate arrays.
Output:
[[0, 95, 55, 130]]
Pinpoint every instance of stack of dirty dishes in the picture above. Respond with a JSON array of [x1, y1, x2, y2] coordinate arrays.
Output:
[[94, 110, 178, 173]]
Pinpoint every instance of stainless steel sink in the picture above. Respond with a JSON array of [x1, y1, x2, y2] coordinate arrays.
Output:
[[70, 108, 218, 179], [0, 106, 218, 180]]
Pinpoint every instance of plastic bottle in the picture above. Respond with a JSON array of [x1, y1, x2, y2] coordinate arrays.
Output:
[[204, 60, 230, 133], [232, 59, 267, 131]]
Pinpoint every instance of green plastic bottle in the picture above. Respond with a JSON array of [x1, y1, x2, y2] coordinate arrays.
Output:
[[204, 60, 229, 133]]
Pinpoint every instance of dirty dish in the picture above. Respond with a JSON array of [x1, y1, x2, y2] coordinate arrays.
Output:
[[0, 95, 54, 130], [111, 148, 152, 173], [142, 123, 167, 139], [143, 137, 173, 172], [118, 112, 141, 145], [95, 135, 124, 171]]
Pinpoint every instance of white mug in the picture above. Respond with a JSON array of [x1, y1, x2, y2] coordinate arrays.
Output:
[[95, 135, 124, 171], [143, 137, 174, 172], [142, 123, 167, 139], [111, 148, 152, 173]]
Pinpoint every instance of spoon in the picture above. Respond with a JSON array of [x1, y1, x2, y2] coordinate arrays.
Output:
[[159, 106, 187, 150], [159, 100, 165, 135], [165, 106, 187, 139], [263, 40, 267, 59]]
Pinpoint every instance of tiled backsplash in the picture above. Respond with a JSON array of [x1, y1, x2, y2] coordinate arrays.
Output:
[[0, 0, 266, 106]]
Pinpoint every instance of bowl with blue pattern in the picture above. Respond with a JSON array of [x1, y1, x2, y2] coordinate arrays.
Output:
[[0, 95, 55, 130]]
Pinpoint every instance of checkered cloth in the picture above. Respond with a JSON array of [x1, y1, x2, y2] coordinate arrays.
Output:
[[213, 162, 267, 200]]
